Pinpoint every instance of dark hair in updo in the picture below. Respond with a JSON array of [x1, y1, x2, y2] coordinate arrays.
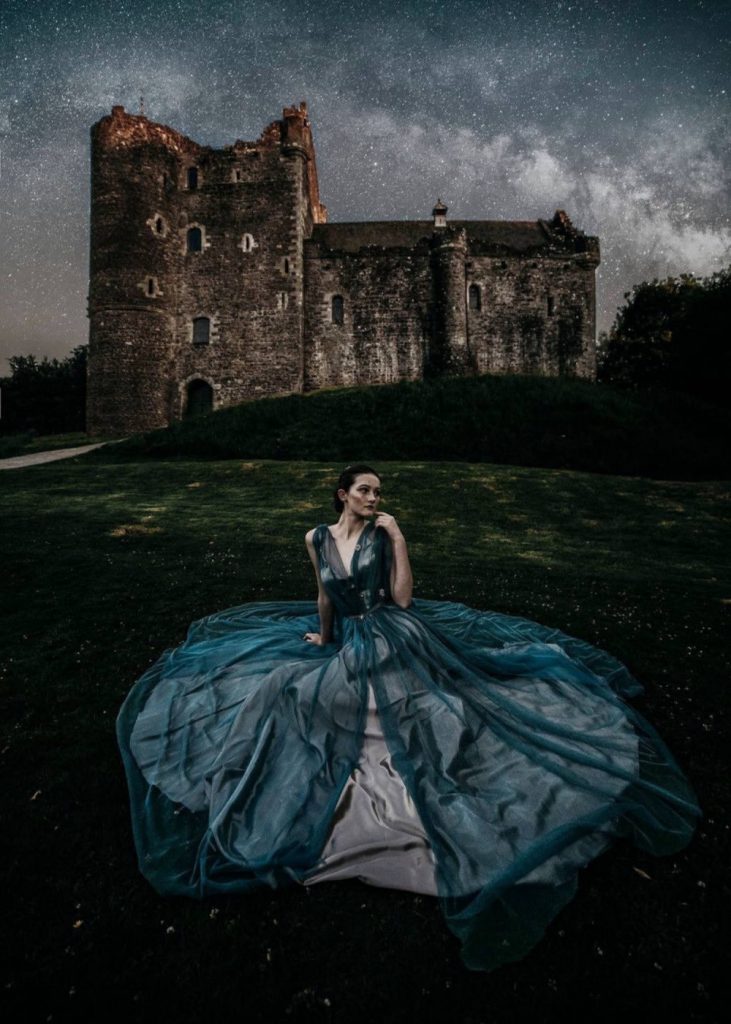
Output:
[[332, 464, 381, 513]]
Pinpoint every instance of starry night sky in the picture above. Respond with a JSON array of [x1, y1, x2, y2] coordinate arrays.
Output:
[[1, 0, 729, 371]]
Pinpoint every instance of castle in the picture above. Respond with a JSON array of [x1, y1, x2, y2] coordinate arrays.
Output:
[[86, 102, 600, 434]]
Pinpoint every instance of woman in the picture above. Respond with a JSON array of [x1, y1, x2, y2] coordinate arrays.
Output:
[[117, 464, 701, 972]]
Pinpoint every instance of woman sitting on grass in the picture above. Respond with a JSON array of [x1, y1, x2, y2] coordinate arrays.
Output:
[[117, 463, 701, 971]]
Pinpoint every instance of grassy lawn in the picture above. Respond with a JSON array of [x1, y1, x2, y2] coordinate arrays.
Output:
[[1, 456, 728, 1022]]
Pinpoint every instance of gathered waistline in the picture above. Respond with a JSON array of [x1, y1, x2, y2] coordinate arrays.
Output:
[[345, 601, 388, 621]]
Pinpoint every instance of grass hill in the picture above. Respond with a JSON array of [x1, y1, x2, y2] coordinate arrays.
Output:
[[95, 375, 730, 480]]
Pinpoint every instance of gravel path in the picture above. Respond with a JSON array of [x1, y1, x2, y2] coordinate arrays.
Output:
[[0, 442, 110, 470]]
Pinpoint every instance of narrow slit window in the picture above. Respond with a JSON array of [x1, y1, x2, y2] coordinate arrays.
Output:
[[187, 166, 199, 190], [147, 278, 155, 295], [547, 295, 555, 316], [187, 227, 202, 253], [331, 294, 344, 325], [468, 284, 482, 311], [155, 217, 164, 234], [192, 317, 210, 346]]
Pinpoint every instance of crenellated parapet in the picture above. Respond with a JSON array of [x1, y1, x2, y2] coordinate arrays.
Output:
[[93, 105, 200, 156], [542, 209, 600, 263]]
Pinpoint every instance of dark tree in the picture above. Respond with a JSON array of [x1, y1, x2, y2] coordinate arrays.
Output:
[[667, 266, 731, 404], [598, 266, 730, 405], [0, 344, 87, 435]]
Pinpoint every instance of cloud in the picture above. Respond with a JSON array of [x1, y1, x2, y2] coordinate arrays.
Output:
[[319, 99, 731, 331], [67, 58, 204, 124]]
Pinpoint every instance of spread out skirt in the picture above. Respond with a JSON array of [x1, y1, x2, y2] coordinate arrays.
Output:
[[302, 680, 438, 894], [117, 598, 701, 971]]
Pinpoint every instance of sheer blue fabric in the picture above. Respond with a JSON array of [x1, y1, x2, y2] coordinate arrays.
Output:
[[117, 521, 701, 971]]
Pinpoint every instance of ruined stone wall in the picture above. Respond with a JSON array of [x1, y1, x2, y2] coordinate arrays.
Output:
[[465, 256, 597, 377], [303, 235, 597, 390], [171, 144, 306, 417], [303, 244, 433, 389]]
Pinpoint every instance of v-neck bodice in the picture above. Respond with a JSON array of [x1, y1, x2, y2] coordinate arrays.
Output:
[[326, 525, 366, 578], [315, 521, 392, 618]]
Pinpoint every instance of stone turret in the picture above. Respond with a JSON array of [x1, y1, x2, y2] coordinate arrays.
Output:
[[430, 225, 473, 375], [86, 106, 184, 433], [87, 103, 326, 434]]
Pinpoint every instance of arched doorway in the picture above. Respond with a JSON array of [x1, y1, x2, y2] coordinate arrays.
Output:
[[184, 379, 213, 418]]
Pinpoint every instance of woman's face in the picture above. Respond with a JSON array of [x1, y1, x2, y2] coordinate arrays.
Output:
[[339, 473, 382, 518]]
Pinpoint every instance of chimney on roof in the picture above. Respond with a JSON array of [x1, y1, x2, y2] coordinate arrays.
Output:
[[551, 209, 576, 234], [433, 198, 447, 229]]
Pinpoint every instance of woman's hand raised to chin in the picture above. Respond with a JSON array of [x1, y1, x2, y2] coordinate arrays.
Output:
[[375, 511, 413, 607], [374, 511, 403, 540]]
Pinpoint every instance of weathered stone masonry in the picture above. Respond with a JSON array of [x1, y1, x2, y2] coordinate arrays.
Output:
[[87, 102, 600, 434]]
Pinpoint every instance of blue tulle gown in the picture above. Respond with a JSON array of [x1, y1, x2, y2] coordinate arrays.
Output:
[[116, 521, 701, 971]]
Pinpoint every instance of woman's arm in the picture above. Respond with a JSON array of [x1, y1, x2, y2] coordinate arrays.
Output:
[[376, 514, 413, 609], [304, 529, 334, 644]]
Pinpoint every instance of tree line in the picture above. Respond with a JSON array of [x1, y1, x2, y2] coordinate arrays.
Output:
[[597, 264, 730, 402], [1, 263, 728, 436], [0, 345, 87, 435]]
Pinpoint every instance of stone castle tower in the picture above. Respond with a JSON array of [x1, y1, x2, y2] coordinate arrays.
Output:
[[87, 102, 600, 435]]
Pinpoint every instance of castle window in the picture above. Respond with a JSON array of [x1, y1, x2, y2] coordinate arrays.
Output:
[[148, 213, 169, 237], [241, 233, 256, 253], [331, 295, 344, 325], [547, 295, 555, 316], [138, 275, 162, 298], [232, 167, 242, 182], [187, 166, 199, 190], [277, 292, 289, 310], [187, 227, 202, 253], [468, 284, 482, 311], [284, 258, 290, 274], [192, 317, 210, 346]]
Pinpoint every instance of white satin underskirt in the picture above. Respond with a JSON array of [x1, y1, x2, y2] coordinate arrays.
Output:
[[301, 682, 439, 895]]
